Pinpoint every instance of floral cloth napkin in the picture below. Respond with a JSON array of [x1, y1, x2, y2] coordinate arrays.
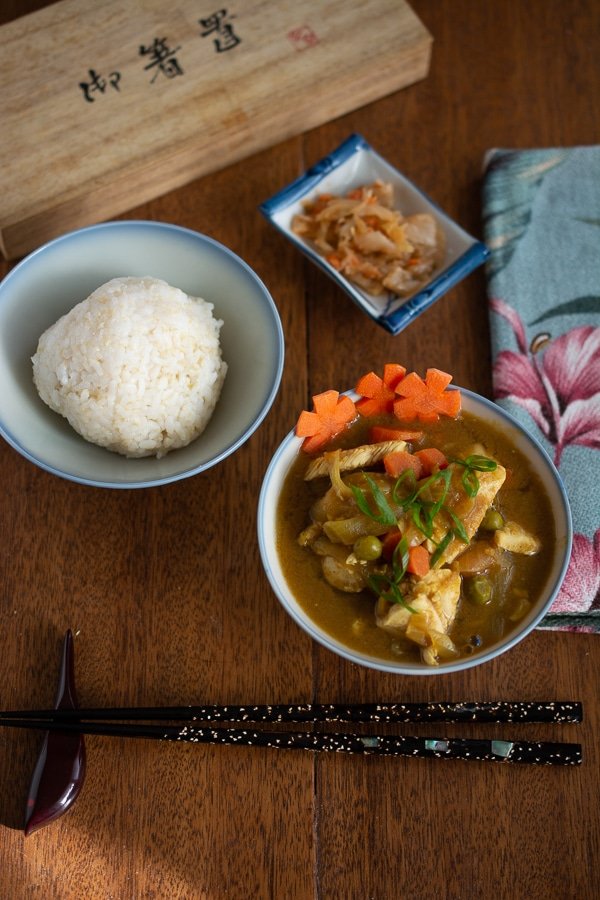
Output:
[[482, 147, 600, 632]]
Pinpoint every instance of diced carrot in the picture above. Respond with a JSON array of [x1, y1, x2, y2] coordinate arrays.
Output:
[[381, 530, 403, 563], [383, 450, 424, 480], [382, 363, 407, 387], [369, 426, 424, 443], [393, 368, 461, 423], [425, 368, 452, 392], [438, 389, 462, 417], [326, 253, 342, 270], [355, 363, 407, 416], [407, 545, 430, 577], [413, 447, 448, 476], [295, 390, 357, 454], [347, 188, 363, 200]]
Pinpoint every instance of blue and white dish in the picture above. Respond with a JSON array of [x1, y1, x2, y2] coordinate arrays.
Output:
[[260, 134, 489, 335]]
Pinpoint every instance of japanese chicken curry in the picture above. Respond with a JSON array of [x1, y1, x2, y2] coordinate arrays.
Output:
[[277, 385, 556, 666]]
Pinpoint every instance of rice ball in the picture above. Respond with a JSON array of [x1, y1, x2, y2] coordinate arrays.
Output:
[[32, 276, 227, 458]]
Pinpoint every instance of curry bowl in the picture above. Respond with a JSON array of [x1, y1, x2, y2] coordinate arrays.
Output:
[[257, 383, 572, 674], [0, 221, 284, 488]]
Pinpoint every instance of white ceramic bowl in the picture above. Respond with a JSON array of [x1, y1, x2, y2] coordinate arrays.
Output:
[[0, 221, 284, 488], [257, 388, 572, 674]]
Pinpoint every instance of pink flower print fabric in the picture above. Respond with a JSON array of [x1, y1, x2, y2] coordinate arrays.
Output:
[[483, 148, 600, 630]]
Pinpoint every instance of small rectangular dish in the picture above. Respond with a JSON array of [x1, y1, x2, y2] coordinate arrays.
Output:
[[260, 134, 489, 335]]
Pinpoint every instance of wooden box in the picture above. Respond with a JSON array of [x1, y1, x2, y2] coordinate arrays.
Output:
[[0, 0, 432, 260]]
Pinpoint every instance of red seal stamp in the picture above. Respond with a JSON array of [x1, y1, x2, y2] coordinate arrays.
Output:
[[287, 25, 319, 50]]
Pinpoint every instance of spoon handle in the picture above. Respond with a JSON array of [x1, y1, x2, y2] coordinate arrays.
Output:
[[23, 631, 86, 836]]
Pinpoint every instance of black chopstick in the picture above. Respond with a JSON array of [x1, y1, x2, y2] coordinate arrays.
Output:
[[0, 700, 583, 725], [0, 718, 582, 766]]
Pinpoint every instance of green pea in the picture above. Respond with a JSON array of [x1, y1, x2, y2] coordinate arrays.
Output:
[[481, 509, 505, 531], [353, 535, 383, 561], [465, 575, 492, 605]]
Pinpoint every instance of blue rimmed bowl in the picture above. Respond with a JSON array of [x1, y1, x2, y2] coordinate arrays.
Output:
[[0, 221, 284, 488], [260, 133, 489, 336], [257, 388, 572, 674]]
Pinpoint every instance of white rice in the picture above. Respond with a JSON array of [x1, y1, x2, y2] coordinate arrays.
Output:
[[32, 276, 227, 458]]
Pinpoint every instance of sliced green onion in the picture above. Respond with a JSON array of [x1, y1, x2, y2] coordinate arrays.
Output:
[[392, 535, 410, 582], [365, 475, 398, 526], [462, 468, 480, 498], [350, 476, 397, 527], [366, 572, 416, 613], [366, 572, 391, 595], [391, 469, 417, 507], [447, 453, 497, 499], [430, 530, 454, 566], [444, 508, 469, 543], [412, 502, 433, 538], [464, 454, 498, 472]]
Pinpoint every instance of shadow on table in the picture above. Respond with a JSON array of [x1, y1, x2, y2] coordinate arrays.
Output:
[[0, 721, 42, 830], [0, 625, 71, 832]]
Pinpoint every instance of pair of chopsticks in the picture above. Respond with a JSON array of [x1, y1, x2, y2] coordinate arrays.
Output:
[[0, 700, 583, 766]]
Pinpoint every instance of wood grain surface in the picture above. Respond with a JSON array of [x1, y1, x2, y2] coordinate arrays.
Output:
[[0, 1, 599, 898]]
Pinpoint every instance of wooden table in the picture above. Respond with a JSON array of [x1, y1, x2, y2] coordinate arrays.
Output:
[[1, 2, 598, 897]]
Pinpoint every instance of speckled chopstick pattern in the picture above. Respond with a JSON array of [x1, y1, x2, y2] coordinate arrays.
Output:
[[157, 726, 584, 766], [0, 700, 583, 725], [0, 719, 583, 765], [166, 701, 583, 725]]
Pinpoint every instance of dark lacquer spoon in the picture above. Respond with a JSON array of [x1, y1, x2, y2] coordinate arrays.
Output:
[[24, 630, 86, 835]]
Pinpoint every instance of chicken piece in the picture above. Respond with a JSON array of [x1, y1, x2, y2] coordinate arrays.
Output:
[[304, 440, 407, 480], [310, 535, 351, 560], [297, 522, 322, 547], [375, 568, 461, 666], [375, 568, 461, 637], [494, 521, 541, 555], [321, 555, 367, 592], [430, 463, 507, 566], [452, 540, 500, 575], [451, 540, 499, 574], [323, 515, 390, 545]]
